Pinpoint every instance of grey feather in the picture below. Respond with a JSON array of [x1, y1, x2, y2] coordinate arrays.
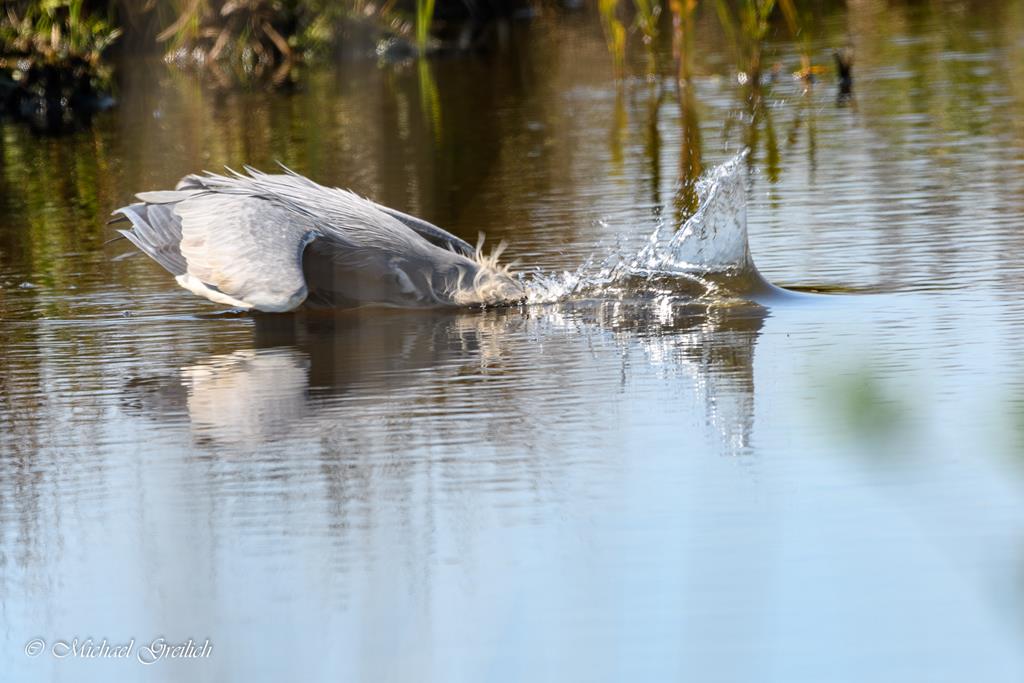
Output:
[[113, 203, 187, 275], [135, 190, 194, 204], [175, 175, 207, 191], [371, 204, 475, 257], [271, 161, 474, 256], [112, 166, 524, 312], [174, 193, 317, 312]]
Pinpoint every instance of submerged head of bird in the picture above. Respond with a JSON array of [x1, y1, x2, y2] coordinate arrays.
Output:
[[447, 239, 525, 307]]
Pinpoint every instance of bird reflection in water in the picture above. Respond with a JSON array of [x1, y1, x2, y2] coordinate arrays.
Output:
[[123, 301, 766, 458]]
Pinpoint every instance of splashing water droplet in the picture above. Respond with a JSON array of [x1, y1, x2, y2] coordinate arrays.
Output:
[[523, 151, 769, 305]]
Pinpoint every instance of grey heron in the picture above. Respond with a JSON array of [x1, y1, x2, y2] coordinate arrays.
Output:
[[112, 166, 524, 312]]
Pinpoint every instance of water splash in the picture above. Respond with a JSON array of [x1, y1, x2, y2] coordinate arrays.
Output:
[[524, 150, 770, 304]]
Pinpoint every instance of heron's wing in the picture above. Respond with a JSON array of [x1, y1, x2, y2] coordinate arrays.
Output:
[[113, 201, 188, 275], [370, 204, 475, 257], [268, 162, 474, 256], [174, 194, 317, 312]]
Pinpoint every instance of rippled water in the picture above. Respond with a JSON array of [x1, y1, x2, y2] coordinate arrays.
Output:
[[4, 2, 1024, 681]]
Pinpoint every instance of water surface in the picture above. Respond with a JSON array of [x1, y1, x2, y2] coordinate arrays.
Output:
[[3, 2, 1024, 681]]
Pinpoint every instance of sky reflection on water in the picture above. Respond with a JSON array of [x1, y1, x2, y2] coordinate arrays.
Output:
[[3, 1, 1024, 681]]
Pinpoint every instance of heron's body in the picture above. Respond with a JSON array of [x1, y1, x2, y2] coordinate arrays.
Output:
[[113, 167, 523, 312]]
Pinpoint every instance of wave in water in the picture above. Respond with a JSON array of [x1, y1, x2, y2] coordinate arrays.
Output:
[[523, 150, 778, 304]]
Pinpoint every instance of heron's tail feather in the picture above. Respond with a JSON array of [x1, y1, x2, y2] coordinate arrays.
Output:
[[112, 202, 187, 276]]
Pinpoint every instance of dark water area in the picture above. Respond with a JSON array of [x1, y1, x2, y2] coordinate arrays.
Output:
[[3, 2, 1024, 681]]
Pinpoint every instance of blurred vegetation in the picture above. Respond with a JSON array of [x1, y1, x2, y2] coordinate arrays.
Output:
[[155, 0, 432, 84], [0, 0, 444, 129], [157, 0, 299, 84], [0, 0, 120, 60], [0, 0, 524, 109], [825, 368, 911, 444], [0, 0, 839, 101], [0, 1, 120, 130]]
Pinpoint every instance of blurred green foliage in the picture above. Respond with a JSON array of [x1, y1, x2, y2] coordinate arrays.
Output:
[[0, 1, 121, 131], [823, 367, 912, 447], [156, 0, 418, 84], [0, 0, 121, 64], [0, 0, 430, 90]]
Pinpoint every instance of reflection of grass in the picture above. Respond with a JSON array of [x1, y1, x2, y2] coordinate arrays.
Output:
[[417, 58, 442, 144], [633, 0, 660, 70], [715, 0, 797, 83], [668, 0, 698, 81], [673, 81, 702, 223], [594, 0, 805, 84], [0, 120, 115, 294], [599, 0, 627, 76], [609, 85, 626, 170], [415, 0, 436, 54], [721, 82, 779, 181]]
